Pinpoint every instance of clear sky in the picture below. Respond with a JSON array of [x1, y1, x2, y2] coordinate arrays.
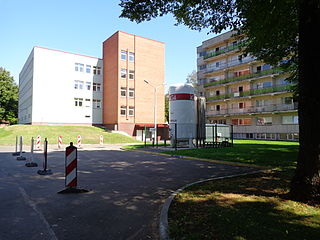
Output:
[[0, 0, 217, 90]]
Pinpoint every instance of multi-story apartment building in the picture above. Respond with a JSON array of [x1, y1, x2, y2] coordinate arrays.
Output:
[[197, 31, 299, 141], [18, 31, 165, 138]]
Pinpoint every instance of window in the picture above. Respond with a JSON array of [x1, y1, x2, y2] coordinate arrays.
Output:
[[74, 98, 83, 107], [239, 86, 243, 92], [74, 80, 84, 90], [239, 102, 245, 109], [85, 99, 91, 107], [216, 105, 220, 111], [215, 47, 219, 52], [86, 65, 91, 73], [93, 66, 101, 75], [93, 83, 101, 91], [75, 63, 84, 72], [257, 117, 272, 125], [282, 97, 293, 104], [121, 50, 127, 60], [215, 62, 220, 68], [86, 82, 91, 90], [129, 52, 135, 62], [128, 106, 134, 116], [93, 99, 101, 108], [216, 90, 220, 96], [129, 88, 134, 98], [282, 115, 299, 124], [129, 70, 135, 80], [121, 68, 127, 78], [120, 106, 126, 115], [232, 118, 252, 125], [256, 100, 264, 107], [263, 81, 272, 88], [256, 66, 262, 72], [120, 87, 126, 97]]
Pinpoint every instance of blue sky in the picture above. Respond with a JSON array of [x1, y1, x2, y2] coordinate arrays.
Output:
[[0, 0, 217, 89]]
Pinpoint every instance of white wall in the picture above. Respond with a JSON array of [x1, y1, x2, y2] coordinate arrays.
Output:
[[19, 47, 103, 125]]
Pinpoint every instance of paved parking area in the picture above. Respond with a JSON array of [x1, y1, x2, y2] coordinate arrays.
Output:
[[0, 145, 257, 240]]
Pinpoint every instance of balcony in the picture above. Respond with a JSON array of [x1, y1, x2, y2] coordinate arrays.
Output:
[[204, 68, 282, 88], [203, 41, 248, 60], [206, 103, 298, 117], [206, 83, 294, 102]]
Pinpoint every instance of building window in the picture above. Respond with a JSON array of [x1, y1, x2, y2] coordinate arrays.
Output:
[[85, 99, 91, 107], [216, 90, 220, 96], [257, 117, 272, 125], [93, 83, 101, 91], [232, 118, 252, 125], [74, 80, 84, 90], [120, 106, 126, 115], [74, 98, 83, 107], [86, 65, 91, 73], [93, 66, 101, 75], [128, 88, 134, 98], [216, 105, 220, 111], [282, 97, 293, 104], [263, 81, 272, 88], [86, 82, 91, 90], [129, 70, 135, 80], [215, 62, 220, 68], [121, 50, 127, 61], [239, 102, 245, 109], [93, 99, 101, 108], [120, 87, 126, 97], [121, 68, 127, 78], [75, 63, 84, 72], [129, 52, 135, 62], [128, 106, 134, 116], [282, 115, 299, 124]]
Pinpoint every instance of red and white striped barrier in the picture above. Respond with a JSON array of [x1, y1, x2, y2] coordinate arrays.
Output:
[[35, 135, 41, 150], [58, 136, 62, 149], [77, 135, 81, 148], [65, 143, 77, 187], [100, 135, 103, 146]]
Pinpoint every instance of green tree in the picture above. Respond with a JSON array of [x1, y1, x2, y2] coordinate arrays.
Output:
[[0, 67, 18, 124], [165, 93, 169, 123], [120, 0, 320, 202]]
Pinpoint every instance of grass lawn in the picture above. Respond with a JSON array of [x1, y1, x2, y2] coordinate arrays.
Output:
[[166, 140, 320, 240], [0, 125, 140, 145]]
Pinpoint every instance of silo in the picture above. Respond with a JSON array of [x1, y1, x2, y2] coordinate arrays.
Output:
[[169, 83, 196, 147]]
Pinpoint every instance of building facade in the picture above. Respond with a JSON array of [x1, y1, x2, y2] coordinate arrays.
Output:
[[18, 31, 165, 138], [197, 31, 299, 141]]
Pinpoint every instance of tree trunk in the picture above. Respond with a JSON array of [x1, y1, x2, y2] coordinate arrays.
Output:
[[290, 0, 320, 202]]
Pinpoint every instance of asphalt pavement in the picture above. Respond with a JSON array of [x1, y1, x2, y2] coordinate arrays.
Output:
[[0, 144, 257, 240]]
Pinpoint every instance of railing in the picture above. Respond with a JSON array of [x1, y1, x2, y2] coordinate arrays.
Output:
[[204, 68, 282, 88], [206, 103, 298, 116], [206, 83, 294, 102], [203, 41, 248, 60]]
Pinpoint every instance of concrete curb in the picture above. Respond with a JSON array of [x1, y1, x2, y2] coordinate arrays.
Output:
[[159, 170, 263, 240]]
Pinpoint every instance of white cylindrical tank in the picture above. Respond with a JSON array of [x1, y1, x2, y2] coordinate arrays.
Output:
[[169, 83, 196, 146]]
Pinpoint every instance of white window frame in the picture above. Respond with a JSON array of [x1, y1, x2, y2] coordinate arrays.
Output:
[[93, 66, 101, 75], [93, 99, 101, 109], [86, 65, 91, 73], [86, 82, 91, 90], [120, 106, 126, 116], [74, 98, 83, 107], [93, 83, 101, 91], [129, 70, 135, 80], [121, 50, 127, 61], [129, 52, 135, 62], [128, 88, 134, 98], [121, 68, 127, 78], [128, 106, 134, 116], [121, 87, 126, 97]]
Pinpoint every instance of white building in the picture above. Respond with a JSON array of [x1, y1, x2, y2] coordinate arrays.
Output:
[[19, 46, 103, 125]]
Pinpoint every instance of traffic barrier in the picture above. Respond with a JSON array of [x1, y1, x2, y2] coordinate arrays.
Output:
[[25, 137, 38, 167], [12, 136, 19, 156], [77, 135, 81, 148], [58, 136, 62, 149], [100, 135, 103, 146], [16, 136, 26, 161], [35, 135, 41, 151], [58, 142, 89, 194], [37, 138, 52, 175]]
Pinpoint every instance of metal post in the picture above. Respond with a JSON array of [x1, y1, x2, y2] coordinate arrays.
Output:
[[215, 124, 218, 146], [212, 125, 214, 148], [174, 123, 177, 151], [12, 136, 19, 156], [144, 125, 147, 147], [26, 137, 37, 167], [37, 138, 52, 175], [16, 136, 26, 160], [231, 125, 234, 147]]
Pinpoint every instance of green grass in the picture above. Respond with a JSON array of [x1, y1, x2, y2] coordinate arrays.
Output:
[[0, 125, 140, 145], [166, 140, 320, 240], [163, 139, 299, 170]]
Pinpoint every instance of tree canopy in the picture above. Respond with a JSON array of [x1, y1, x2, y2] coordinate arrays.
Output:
[[0, 67, 18, 124], [120, 0, 320, 202]]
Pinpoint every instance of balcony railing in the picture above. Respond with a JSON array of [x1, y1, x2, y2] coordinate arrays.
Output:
[[206, 83, 294, 102], [204, 68, 282, 88], [203, 41, 248, 60], [206, 103, 298, 116]]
